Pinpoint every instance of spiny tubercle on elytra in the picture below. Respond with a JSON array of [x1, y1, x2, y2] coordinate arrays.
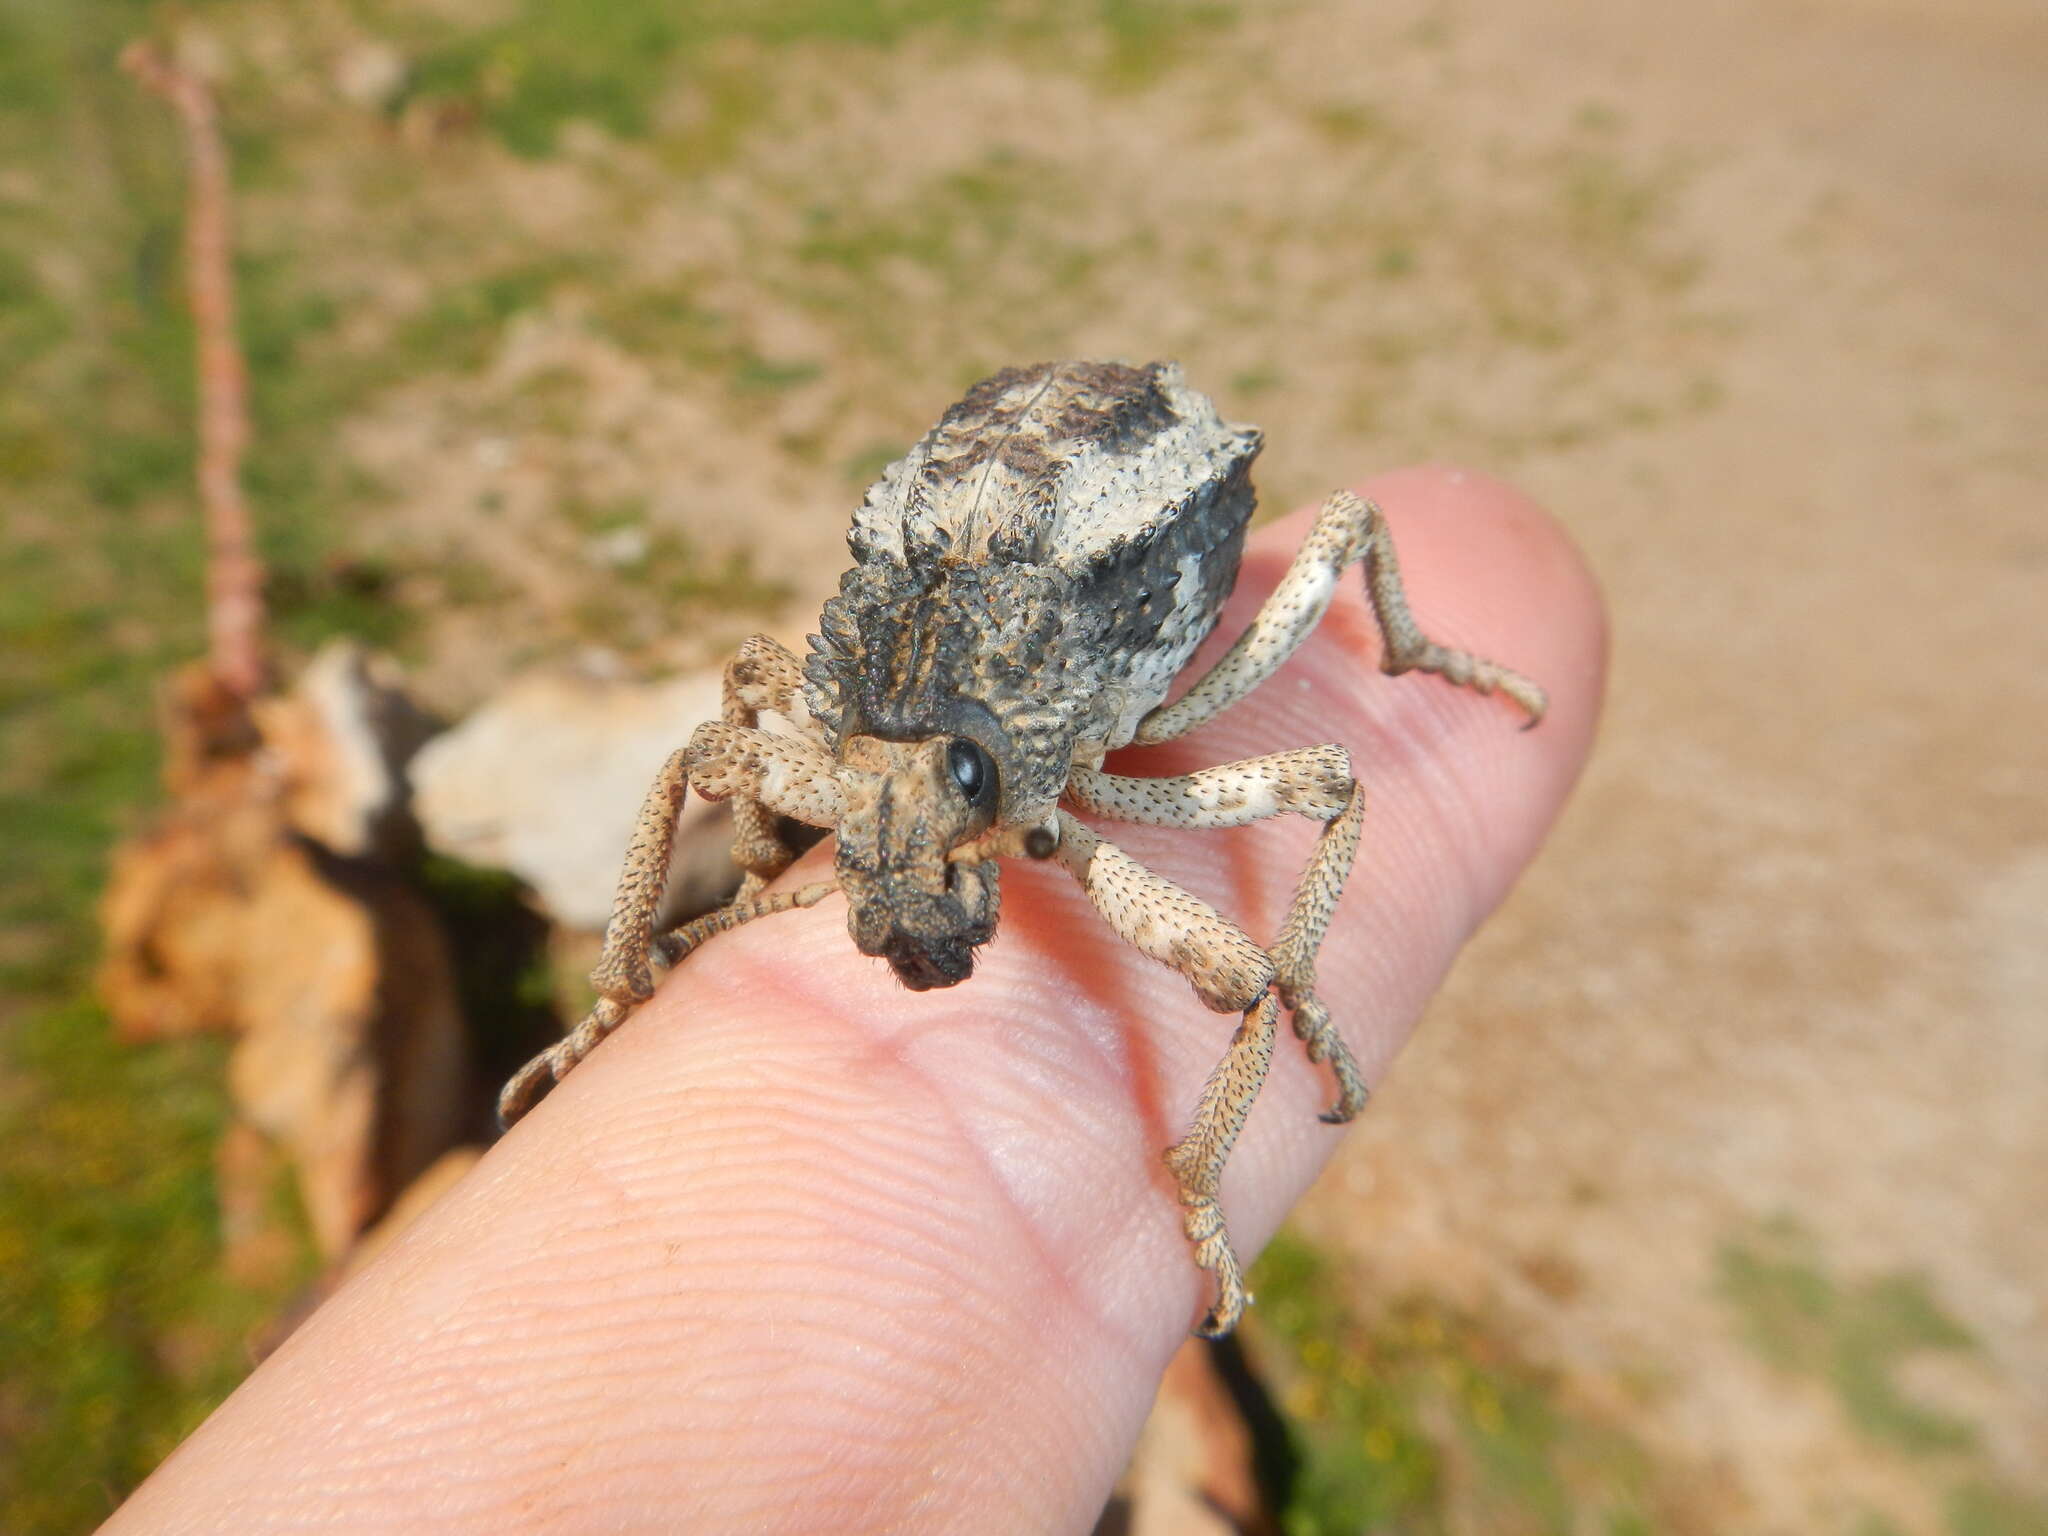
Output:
[[499, 359, 1545, 1336]]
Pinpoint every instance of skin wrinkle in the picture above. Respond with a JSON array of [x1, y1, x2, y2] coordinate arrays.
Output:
[[969, 884, 1190, 1192], [104, 470, 1604, 1535], [906, 1041, 1151, 1347], [505, 1003, 1105, 1482]]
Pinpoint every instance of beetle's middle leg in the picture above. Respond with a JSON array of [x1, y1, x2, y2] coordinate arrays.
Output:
[[1053, 810, 1279, 1336], [1068, 747, 1369, 1121], [1136, 488, 1546, 746]]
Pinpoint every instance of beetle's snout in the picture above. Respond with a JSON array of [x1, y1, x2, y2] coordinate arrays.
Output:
[[833, 735, 1003, 992], [846, 858, 999, 990]]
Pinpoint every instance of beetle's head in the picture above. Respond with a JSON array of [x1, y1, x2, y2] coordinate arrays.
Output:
[[831, 732, 1017, 990]]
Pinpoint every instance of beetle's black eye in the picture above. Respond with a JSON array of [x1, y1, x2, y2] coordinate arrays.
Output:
[[947, 738, 994, 807]]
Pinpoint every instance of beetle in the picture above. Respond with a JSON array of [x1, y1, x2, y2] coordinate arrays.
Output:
[[499, 360, 1544, 1334]]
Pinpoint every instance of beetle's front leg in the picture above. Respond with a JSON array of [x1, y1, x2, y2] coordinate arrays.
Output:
[[498, 723, 843, 1128], [650, 722, 844, 963], [500, 742, 693, 1126], [1053, 811, 1278, 1335], [721, 634, 810, 899]]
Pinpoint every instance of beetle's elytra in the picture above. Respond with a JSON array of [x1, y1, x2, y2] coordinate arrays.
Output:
[[501, 360, 1545, 1335]]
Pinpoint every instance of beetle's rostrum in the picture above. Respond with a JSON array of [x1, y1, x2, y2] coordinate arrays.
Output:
[[499, 360, 1547, 1336]]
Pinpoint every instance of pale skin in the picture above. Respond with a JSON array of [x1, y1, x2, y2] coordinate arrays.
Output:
[[103, 468, 1605, 1534]]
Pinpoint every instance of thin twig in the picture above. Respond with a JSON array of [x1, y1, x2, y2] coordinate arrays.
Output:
[[122, 40, 269, 700]]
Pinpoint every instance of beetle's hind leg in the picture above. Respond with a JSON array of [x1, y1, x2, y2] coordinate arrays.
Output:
[[1271, 781, 1371, 1122], [1052, 811, 1281, 1335], [1166, 992, 1278, 1337], [1135, 489, 1546, 746]]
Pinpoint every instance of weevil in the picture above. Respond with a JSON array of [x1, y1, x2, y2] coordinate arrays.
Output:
[[499, 360, 1545, 1335]]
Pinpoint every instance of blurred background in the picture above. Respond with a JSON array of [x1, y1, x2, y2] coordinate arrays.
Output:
[[1, 1, 2043, 1531]]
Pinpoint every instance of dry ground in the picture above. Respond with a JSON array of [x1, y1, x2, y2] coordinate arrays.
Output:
[[5, 0, 2043, 1527]]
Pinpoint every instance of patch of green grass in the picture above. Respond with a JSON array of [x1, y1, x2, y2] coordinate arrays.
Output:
[[795, 155, 1040, 277], [387, 0, 1008, 161], [397, 2, 692, 159], [1094, 0, 1236, 85], [606, 531, 789, 613], [1557, 148, 1664, 250], [0, 1003, 318, 1533], [1305, 102, 1393, 145], [731, 353, 821, 392], [781, 150, 1104, 360], [0, 6, 435, 1523], [1249, 1230, 1658, 1535], [562, 493, 652, 536], [591, 285, 735, 371], [590, 287, 826, 403], [382, 0, 1234, 160], [1718, 1218, 1979, 1457], [398, 257, 594, 375], [1947, 1480, 2048, 1536]]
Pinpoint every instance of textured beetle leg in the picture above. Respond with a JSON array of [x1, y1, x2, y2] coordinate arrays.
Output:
[[1271, 780, 1371, 1122], [498, 706, 846, 1129], [498, 880, 844, 1127], [1135, 490, 1545, 746], [499, 743, 693, 1127], [1067, 747, 1368, 1119], [1053, 810, 1279, 1335], [653, 880, 840, 968], [1348, 492, 1547, 720], [722, 634, 809, 899], [1166, 991, 1279, 1336], [684, 722, 845, 833], [1066, 745, 1352, 829]]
